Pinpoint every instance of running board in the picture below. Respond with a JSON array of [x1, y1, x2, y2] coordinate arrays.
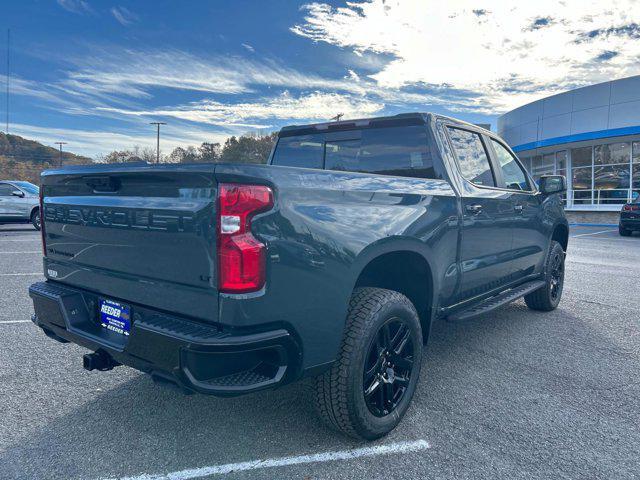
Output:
[[447, 280, 546, 322]]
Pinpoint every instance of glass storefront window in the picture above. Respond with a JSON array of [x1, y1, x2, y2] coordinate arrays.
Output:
[[594, 164, 630, 189], [594, 164, 630, 204], [596, 191, 630, 204], [542, 154, 555, 167], [531, 154, 553, 183], [572, 166, 592, 190], [633, 142, 640, 163], [556, 151, 567, 171], [515, 141, 636, 207], [571, 146, 592, 167], [520, 157, 532, 172], [573, 190, 593, 204], [594, 143, 630, 165], [530, 155, 542, 170]]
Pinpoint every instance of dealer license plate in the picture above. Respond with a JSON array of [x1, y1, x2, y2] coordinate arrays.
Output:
[[99, 299, 131, 336]]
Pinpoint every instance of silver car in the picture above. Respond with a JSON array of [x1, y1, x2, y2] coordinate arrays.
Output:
[[0, 181, 41, 230]]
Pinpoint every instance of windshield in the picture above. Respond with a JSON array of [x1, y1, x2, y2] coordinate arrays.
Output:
[[13, 181, 40, 194]]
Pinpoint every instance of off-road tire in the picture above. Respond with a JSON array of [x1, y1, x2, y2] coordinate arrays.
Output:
[[314, 287, 422, 440], [524, 240, 565, 311]]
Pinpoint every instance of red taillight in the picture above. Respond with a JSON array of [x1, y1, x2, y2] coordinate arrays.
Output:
[[39, 188, 46, 256], [623, 204, 639, 211], [217, 184, 273, 293]]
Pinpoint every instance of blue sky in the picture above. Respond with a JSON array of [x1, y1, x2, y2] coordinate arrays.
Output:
[[1, 0, 639, 157]]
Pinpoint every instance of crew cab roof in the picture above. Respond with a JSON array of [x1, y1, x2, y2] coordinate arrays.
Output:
[[278, 112, 493, 137], [279, 113, 430, 137]]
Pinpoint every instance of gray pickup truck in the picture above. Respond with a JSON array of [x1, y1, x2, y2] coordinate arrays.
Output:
[[29, 113, 568, 439], [0, 180, 41, 230]]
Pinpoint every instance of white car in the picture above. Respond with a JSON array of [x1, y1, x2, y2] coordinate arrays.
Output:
[[0, 180, 41, 230]]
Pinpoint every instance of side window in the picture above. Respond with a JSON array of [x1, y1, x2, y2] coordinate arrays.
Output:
[[325, 126, 437, 179], [271, 134, 324, 169], [490, 139, 531, 191], [447, 127, 496, 187], [0, 184, 15, 196]]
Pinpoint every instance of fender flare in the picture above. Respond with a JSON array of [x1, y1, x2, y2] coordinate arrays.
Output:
[[348, 236, 439, 335]]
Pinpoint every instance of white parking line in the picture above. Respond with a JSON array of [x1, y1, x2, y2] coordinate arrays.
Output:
[[571, 229, 617, 238], [0, 320, 31, 324], [0, 272, 42, 276], [105, 439, 431, 480], [0, 238, 41, 242], [0, 251, 40, 254]]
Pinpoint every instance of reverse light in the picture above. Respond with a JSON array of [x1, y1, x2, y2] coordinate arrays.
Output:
[[217, 183, 274, 293]]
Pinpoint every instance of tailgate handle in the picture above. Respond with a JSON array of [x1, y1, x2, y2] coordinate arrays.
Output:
[[85, 176, 121, 193]]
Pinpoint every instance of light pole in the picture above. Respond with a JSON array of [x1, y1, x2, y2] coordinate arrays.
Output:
[[150, 122, 166, 163], [54, 141, 67, 167], [5, 29, 10, 133]]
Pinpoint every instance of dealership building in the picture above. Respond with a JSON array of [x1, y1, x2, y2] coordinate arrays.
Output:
[[498, 75, 640, 222]]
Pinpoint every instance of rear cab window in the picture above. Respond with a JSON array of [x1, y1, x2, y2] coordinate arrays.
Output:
[[271, 125, 438, 179], [270, 134, 324, 169]]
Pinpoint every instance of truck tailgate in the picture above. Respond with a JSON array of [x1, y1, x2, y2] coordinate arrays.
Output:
[[41, 165, 218, 322]]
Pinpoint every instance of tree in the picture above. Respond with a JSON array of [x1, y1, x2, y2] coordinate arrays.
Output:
[[139, 147, 158, 163], [168, 147, 187, 163], [99, 150, 143, 163], [168, 146, 199, 163], [199, 142, 221, 162], [219, 132, 277, 164], [100, 132, 277, 167]]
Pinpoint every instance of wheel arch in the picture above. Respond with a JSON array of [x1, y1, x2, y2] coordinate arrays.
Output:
[[351, 239, 437, 343], [551, 222, 569, 251]]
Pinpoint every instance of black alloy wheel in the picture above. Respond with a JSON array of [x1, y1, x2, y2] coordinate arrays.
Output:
[[363, 318, 415, 417], [548, 248, 564, 302]]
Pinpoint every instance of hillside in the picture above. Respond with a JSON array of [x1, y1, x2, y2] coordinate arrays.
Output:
[[0, 132, 92, 184]]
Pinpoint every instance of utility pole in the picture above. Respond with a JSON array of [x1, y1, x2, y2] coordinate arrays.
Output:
[[330, 113, 344, 122], [5, 28, 9, 134], [54, 142, 67, 167], [150, 122, 166, 163]]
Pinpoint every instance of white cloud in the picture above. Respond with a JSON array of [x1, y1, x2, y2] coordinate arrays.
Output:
[[241, 43, 255, 53], [97, 91, 383, 126], [62, 48, 369, 97], [56, 0, 92, 15], [110, 6, 138, 26], [292, 0, 640, 112], [346, 69, 360, 82]]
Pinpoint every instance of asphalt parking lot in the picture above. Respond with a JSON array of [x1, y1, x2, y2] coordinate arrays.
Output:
[[0, 223, 638, 480]]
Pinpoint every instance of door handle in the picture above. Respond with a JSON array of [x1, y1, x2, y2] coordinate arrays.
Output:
[[514, 204, 524, 213], [465, 204, 483, 215]]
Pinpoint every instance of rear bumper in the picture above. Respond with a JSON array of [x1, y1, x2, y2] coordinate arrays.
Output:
[[29, 281, 301, 396], [620, 218, 640, 231]]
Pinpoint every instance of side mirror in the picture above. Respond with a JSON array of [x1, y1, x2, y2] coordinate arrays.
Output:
[[11, 190, 25, 198], [539, 175, 566, 195]]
